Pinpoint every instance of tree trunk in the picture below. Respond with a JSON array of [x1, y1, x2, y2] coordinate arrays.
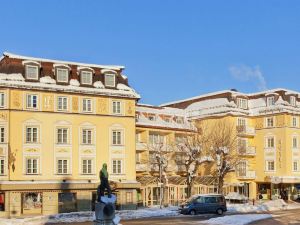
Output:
[[218, 176, 224, 194]]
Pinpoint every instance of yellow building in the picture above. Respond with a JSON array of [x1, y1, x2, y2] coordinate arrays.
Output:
[[161, 89, 300, 201], [0, 52, 140, 217]]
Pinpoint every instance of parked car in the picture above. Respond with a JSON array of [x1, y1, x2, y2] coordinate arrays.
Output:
[[179, 194, 227, 215]]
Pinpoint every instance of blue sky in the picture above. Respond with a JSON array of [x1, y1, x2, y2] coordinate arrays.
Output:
[[1, 1, 300, 105]]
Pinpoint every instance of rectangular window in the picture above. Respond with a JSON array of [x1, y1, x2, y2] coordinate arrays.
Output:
[[266, 160, 275, 171], [56, 68, 69, 83], [0, 192, 5, 211], [112, 130, 122, 145], [0, 127, 5, 143], [266, 117, 274, 128], [265, 136, 275, 148], [237, 98, 248, 109], [105, 74, 115, 87], [112, 160, 122, 174], [82, 98, 92, 112], [57, 128, 68, 144], [25, 65, 39, 80], [292, 116, 298, 127], [82, 159, 92, 174], [26, 158, 38, 174], [293, 137, 298, 149], [57, 159, 69, 174], [57, 96, 68, 111], [0, 158, 5, 175], [267, 96, 275, 106], [290, 96, 296, 106], [293, 161, 299, 171], [82, 129, 92, 144], [176, 117, 184, 124], [149, 133, 165, 145], [26, 127, 38, 143], [237, 161, 247, 177], [237, 118, 246, 126], [0, 93, 5, 108], [148, 115, 156, 121], [81, 71, 93, 85], [26, 94, 38, 109], [112, 101, 121, 114]]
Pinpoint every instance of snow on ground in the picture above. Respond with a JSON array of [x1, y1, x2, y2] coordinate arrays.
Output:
[[202, 214, 272, 225]]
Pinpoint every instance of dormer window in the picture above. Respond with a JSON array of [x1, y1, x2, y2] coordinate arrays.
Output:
[[290, 96, 296, 106], [237, 98, 248, 109], [148, 115, 156, 121], [266, 96, 275, 106], [56, 68, 69, 83], [105, 74, 116, 87], [176, 117, 184, 124], [81, 71, 93, 85], [25, 65, 39, 80]]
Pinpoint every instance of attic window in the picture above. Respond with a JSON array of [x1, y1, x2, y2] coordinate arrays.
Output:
[[266, 96, 275, 107], [237, 98, 248, 109], [105, 74, 115, 87], [56, 68, 69, 83], [25, 65, 39, 80], [81, 71, 93, 85], [290, 96, 296, 106], [176, 117, 184, 124], [148, 115, 156, 121]]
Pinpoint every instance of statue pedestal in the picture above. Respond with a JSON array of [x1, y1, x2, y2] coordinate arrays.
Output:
[[94, 195, 120, 225]]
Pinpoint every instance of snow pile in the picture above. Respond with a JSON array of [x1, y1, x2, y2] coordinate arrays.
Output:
[[0, 73, 25, 81], [93, 81, 104, 88], [227, 199, 297, 213], [117, 83, 133, 92], [225, 192, 248, 201], [117, 206, 179, 220], [40, 76, 56, 84], [202, 214, 272, 225], [69, 79, 80, 86]]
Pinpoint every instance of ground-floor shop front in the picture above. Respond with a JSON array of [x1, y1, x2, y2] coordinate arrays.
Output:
[[137, 176, 218, 207], [0, 180, 140, 218]]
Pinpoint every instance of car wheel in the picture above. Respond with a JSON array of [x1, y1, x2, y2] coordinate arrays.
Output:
[[189, 209, 196, 215], [216, 208, 223, 215]]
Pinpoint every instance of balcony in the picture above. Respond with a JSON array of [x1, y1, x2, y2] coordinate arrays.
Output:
[[238, 146, 256, 156], [136, 142, 148, 151], [237, 170, 256, 179], [237, 125, 255, 137], [136, 163, 149, 172], [175, 164, 186, 172]]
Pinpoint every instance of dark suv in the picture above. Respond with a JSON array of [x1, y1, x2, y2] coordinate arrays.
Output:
[[179, 194, 227, 215]]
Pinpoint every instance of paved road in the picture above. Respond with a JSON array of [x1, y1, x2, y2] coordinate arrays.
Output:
[[51, 208, 300, 225]]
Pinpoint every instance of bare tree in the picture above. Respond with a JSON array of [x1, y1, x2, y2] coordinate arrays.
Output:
[[175, 124, 213, 198], [208, 119, 239, 194]]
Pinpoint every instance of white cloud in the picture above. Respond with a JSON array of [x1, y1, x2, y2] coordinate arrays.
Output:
[[229, 65, 267, 91]]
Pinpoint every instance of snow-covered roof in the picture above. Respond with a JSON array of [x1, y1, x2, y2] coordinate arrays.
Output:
[[3, 52, 124, 70], [0, 73, 140, 99]]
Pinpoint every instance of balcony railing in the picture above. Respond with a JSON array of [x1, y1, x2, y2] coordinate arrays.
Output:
[[237, 170, 256, 179], [136, 163, 149, 172], [238, 146, 256, 156], [237, 125, 255, 136], [136, 142, 147, 151]]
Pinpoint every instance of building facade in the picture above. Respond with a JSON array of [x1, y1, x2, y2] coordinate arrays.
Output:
[[0, 52, 140, 217]]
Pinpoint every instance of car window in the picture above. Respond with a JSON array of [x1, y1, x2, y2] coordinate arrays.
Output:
[[204, 197, 217, 203], [217, 196, 224, 203], [195, 197, 204, 203]]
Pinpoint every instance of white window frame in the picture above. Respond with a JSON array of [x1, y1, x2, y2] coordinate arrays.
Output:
[[57, 96, 68, 111], [81, 71, 93, 85], [0, 93, 5, 108], [266, 96, 275, 106], [292, 116, 298, 127], [293, 160, 299, 172], [112, 130, 123, 146], [104, 74, 116, 87], [112, 101, 122, 114], [149, 132, 166, 145], [112, 159, 122, 174], [56, 68, 69, 83], [265, 136, 275, 149], [290, 96, 297, 106], [26, 158, 39, 175], [82, 98, 92, 112], [56, 128, 69, 144], [292, 136, 298, 149], [237, 117, 247, 127], [25, 126, 39, 143], [57, 158, 69, 174], [26, 94, 38, 109], [0, 127, 5, 143], [0, 158, 5, 175], [237, 98, 248, 109], [25, 65, 39, 80], [265, 160, 275, 172], [265, 117, 275, 128], [82, 128, 93, 145], [82, 158, 93, 174]]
